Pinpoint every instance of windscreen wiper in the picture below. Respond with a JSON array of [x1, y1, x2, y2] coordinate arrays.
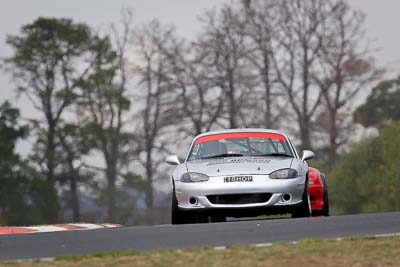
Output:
[[202, 153, 244, 159], [254, 153, 293, 158]]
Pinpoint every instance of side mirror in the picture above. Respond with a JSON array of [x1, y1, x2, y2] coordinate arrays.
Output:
[[166, 155, 181, 165], [302, 150, 315, 161]]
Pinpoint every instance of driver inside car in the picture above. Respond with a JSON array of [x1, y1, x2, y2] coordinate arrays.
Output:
[[200, 140, 227, 158]]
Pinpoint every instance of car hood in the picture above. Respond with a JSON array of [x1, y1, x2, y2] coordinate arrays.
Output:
[[185, 156, 293, 176]]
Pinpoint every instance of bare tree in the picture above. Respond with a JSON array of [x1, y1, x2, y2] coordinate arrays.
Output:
[[315, 0, 382, 161], [160, 35, 225, 136], [273, 0, 328, 150], [242, 0, 285, 129], [132, 20, 179, 210], [199, 5, 255, 129], [76, 16, 133, 222]]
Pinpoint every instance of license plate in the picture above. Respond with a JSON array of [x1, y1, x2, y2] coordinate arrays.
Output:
[[224, 176, 253, 183]]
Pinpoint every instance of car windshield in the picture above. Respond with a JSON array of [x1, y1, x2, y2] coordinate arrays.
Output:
[[187, 132, 294, 161]]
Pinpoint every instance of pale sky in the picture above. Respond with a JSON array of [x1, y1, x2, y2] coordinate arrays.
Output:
[[0, 0, 399, 123], [0, 0, 228, 105]]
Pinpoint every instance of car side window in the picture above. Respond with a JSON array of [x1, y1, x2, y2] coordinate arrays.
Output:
[[189, 144, 201, 160]]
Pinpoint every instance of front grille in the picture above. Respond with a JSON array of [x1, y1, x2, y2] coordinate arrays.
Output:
[[207, 193, 272, 205]]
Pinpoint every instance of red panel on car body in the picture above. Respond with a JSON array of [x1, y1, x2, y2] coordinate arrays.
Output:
[[308, 167, 325, 212]]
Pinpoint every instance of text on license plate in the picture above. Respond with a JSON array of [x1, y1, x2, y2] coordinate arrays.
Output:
[[224, 176, 253, 183]]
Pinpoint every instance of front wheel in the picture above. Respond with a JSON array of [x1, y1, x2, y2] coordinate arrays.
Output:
[[292, 183, 312, 218], [171, 190, 195, 224]]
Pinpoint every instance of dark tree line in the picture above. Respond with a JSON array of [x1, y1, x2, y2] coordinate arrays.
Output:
[[0, 102, 58, 225], [1, 0, 381, 225]]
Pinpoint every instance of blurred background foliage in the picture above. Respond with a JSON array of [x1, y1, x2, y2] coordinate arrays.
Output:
[[328, 123, 400, 215], [0, 101, 58, 226]]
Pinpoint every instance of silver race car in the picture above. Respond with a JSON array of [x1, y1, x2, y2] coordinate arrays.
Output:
[[166, 129, 315, 224]]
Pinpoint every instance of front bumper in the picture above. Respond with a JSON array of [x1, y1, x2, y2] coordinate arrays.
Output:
[[174, 174, 306, 211]]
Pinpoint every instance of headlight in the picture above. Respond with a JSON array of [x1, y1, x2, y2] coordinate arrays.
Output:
[[269, 169, 298, 179], [181, 172, 209, 183]]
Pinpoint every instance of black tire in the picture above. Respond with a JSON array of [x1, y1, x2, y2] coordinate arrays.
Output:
[[210, 215, 226, 223], [171, 189, 195, 225], [313, 174, 329, 216], [195, 215, 209, 223], [292, 180, 312, 218]]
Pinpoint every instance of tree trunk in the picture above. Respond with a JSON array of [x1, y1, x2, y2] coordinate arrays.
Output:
[[106, 163, 117, 222], [299, 116, 311, 151], [45, 121, 58, 223], [228, 71, 237, 128], [144, 146, 154, 224], [47, 124, 56, 184], [69, 173, 80, 222], [262, 54, 272, 128], [328, 109, 338, 162], [145, 147, 154, 210]]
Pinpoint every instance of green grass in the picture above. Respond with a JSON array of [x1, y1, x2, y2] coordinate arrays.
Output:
[[2, 235, 400, 267]]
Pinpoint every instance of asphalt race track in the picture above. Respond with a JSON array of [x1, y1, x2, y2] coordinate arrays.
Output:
[[1, 212, 400, 260]]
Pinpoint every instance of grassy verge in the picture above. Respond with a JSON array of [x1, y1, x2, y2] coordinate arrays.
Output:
[[2, 235, 400, 267]]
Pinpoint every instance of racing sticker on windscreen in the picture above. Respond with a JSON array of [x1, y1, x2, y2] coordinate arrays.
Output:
[[207, 159, 270, 166], [224, 176, 253, 183]]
